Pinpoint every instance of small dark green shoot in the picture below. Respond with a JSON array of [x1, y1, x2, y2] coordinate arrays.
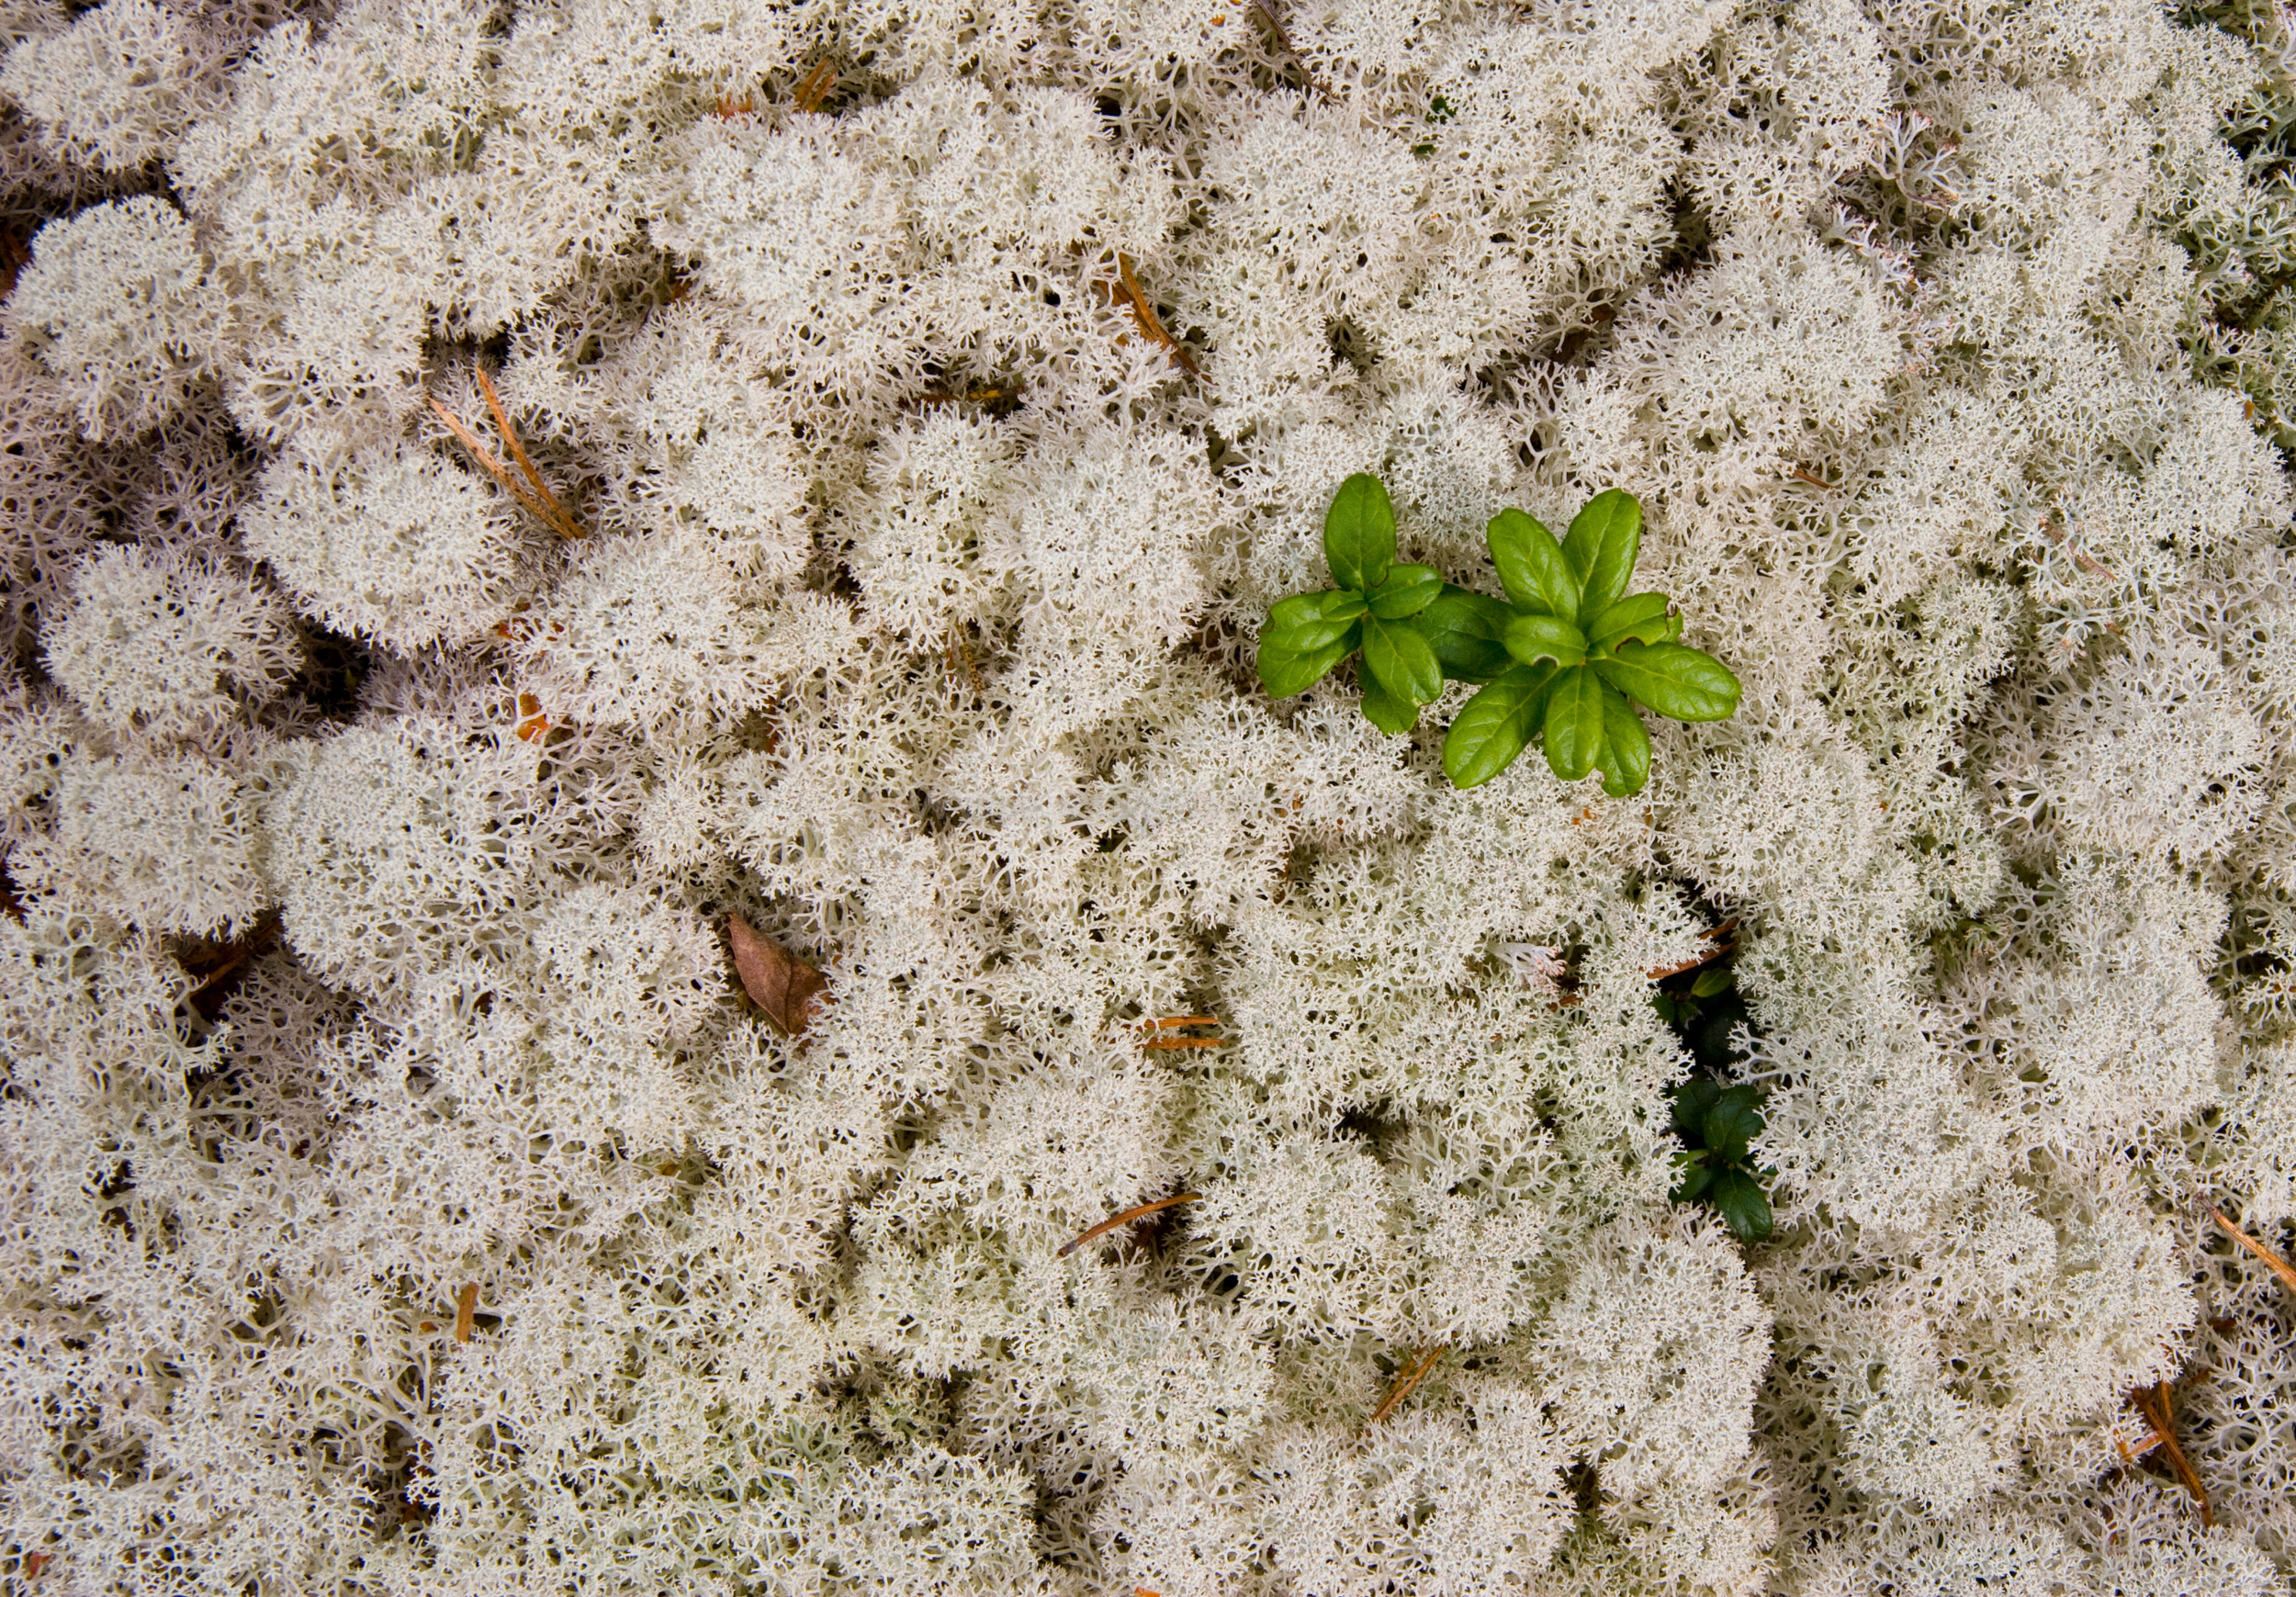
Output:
[[1669, 1077, 1773, 1243]]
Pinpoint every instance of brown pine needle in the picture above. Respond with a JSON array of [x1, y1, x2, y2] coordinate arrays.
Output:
[[454, 1283, 479, 1344], [1115, 253, 1202, 377], [1368, 1343, 1446, 1428], [1141, 1037, 1228, 1050], [2209, 1205, 2296, 1299], [1154, 1016, 1223, 1028], [793, 60, 838, 113], [2130, 1381, 2212, 1525], [1789, 467, 1840, 490], [475, 368, 582, 538], [945, 624, 983, 697], [1059, 1192, 1200, 1257], [1647, 942, 1737, 981], [429, 388, 583, 539]]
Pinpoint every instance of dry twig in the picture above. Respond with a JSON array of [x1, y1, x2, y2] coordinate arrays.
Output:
[[454, 1283, 479, 1344], [2129, 1380, 2212, 1525], [1140, 1015, 1229, 1051], [1110, 253, 1202, 378], [793, 59, 838, 113], [429, 371, 584, 539], [1059, 1192, 1201, 1257], [2208, 1204, 2296, 1300], [1368, 1344, 1446, 1428]]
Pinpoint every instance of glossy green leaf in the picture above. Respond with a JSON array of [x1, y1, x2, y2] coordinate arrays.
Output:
[[1441, 661, 1559, 788], [1267, 590, 1367, 630], [1708, 1167, 1773, 1243], [1367, 563, 1443, 619], [1593, 641, 1742, 723], [1413, 586, 1514, 682], [1691, 964, 1734, 999], [1485, 508, 1580, 619], [1595, 686, 1650, 797], [1258, 610, 1362, 659], [1586, 592, 1677, 652], [1323, 473, 1396, 593], [1671, 1077, 1720, 1142], [1503, 613, 1587, 669], [1256, 625, 1356, 698], [1541, 664, 1606, 782], [1358, 677, 1416, 735], [1560, 489, 1641, 624], [1361, 613, 1443, 707], [1700, 1085, 1765, 1164], [1671, 1159, 1716, 1204]]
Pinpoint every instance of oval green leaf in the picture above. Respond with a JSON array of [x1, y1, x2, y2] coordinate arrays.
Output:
[[1358, 678, 1416, 735], [1367, 563, 1443, 619], [1560, 489, 1641, 624], [1413, 586, 1514, 682], [1671, 1158, 1716, 1205], [1708, 1167, 1773, 1243], [1268, 589, 1367, 631], [1503, 613, 1587, 669], [1323, 472, 1396, 594], [1361, 613, 1444, 708], [1257, 627, 1356, 698], [1486, 508, 1580, 618], [1441, 661, 1559, 788], [1700, 1085, 1765, 1164], [1586, 592, 1675, 652], [1593, 641, 1742, 723], [1541, 664, 1606, 782], [1595, 687, 1650, 797]]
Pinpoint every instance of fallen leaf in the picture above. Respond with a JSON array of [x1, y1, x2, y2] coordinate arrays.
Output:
[[728, 914, 828, 1038]]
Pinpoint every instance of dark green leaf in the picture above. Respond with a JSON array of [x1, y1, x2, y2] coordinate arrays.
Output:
[[1586, 592, 1677, 652], [1700, 1085, 1764, 1164], [1671, 1159, 1716, 1204], [1367, 564, 1443, 619], [1359, 677, 1416, 735], [1441, 661, 1559, 788], [1257, 626, 1356, 698], [1324, 473, 1396, 593], [1485, 508, 1580, 618], [1671, 1077, 1721, 1142], [1414, 586, 1514, 682], [1593, 641, 1742, 723], [1708, 1167, 1773, 1243], [1268, 590, 1367, 630], [1690, 965, 1733, 999], [1595, 686, 1650, 798], [1503, 613, 1587, 669], [1560, 489, 1641, 623], [1652, 991, 1683, 1026], [1541, 664, 1606, 782]]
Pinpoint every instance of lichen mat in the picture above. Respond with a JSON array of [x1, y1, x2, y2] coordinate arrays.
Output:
[[4, 0, 2296, 1591]]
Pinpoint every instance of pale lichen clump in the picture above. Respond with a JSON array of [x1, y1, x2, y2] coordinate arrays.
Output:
[[2, 0, 2296, 1592]]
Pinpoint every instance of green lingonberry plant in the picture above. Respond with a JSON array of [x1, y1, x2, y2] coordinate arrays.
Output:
[[1669, 1077, 1774, 1243], [1256, 473, 1447, 734], [1255, 474, 1744, 797], [1440, 489, 1741, 793]]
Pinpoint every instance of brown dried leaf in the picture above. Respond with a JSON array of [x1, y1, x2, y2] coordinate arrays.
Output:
[[728, 913, 828, 1037]]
